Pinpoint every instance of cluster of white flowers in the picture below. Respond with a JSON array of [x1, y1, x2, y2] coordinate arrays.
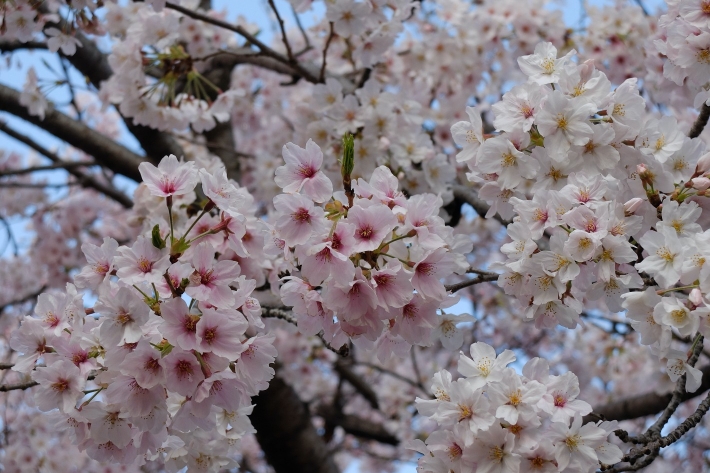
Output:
[[410, 342, 621, 473], [454, 41, 710, 389], [270, 138, 476, 361], [656, 0, 710, 108], [9, 155, 276, 470], [99, 2, 246, 133]]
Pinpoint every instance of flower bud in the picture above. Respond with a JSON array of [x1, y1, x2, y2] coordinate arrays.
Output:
[[690, 288, 703, 307], [341, 133, 355, 179], [692, 177, 710, 191], [697, 152, 710, 174], [623, 197, 644, 214]]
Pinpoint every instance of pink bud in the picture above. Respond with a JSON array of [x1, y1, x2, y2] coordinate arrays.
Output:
[[697, 152, 710, 174], [690, 288, 703, 306], [692, 177, 710, 191], [624, 197, 644, 214], [636, 163, 648, 175]]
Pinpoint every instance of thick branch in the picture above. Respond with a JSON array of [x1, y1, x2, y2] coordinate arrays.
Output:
[[251, 376, 340, 473], [0, 84, 145, 183], [689, 104, 710, 139], [40, 8, 184, 162], [588, 363, 710, 422], [0, 380, 38, 392], [317, 404, 399, 446], [0, 120, 134, 207], [334, 360, 379, 410], [452, 184, 511, 226]]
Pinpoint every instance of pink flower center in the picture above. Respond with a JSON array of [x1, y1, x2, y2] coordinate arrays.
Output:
[[72, 352, 88, 366], [210, 380, 224, 395], [292, 208, 312, 223], [403, 303, 417, 319], [200, 269, 215, 285], [137, 257, 154, 274], [94, 262, 110, 275], [176, 360, 193, 379], [183, 315, 199, 333], [160, 177, 177, 194], [358, 226, 374, 239], [374, 274, 393, 290], [553, 394, 567, 407], [51, 378, 69, 392], [316, 247, 333, 263], [416, 262, 435, 276], [330, 233, 343, 251], [298, 164, 317, 179], [144, 357, 161, 373], [203, 327, 217, 344]]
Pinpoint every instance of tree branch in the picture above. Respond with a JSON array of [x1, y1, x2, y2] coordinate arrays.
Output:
[[445, 272, 499, 293], [320, 23, 335, 83], [0, 380, 38, 392], [689, 104, 710, 139], [452, 184, 511, 226], [0, 120, 134, 208], [317, 404, 399, 446], [251, 376, 340, 473], [164, 2, 320, 83], [0, 161, 96, 177], [0, 84, 145, 183], [268, 0, 295, 63], [588, 363, 710, 423], [39, 6, 184, 162], [334, 360, 379, 410]]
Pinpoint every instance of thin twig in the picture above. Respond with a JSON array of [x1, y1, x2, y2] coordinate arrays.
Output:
[[0, 121, 133, 208], [356, 361, 432, 397], [0, 161, 96, 178], [262, 306, 348, 356], [445, 273, 499, 293], [291, 4, 312, 55], [59, 57, 82, 120], [320, 23, 335, 83], [164, 2, 320, 83], [268, 0, 295, 63], [0, 216, 18, 256], [632, 0, 650, 16]]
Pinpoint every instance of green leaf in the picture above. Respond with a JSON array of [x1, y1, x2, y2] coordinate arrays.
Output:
[[152, 224, 166, 249]]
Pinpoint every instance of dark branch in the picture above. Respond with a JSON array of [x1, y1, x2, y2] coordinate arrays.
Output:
[[588, 363, 710, 423], [268, 0, 295, 63], [445, 272, 499, 293], [452, 184, 511, 226], [39, 6, 184, 162], [251, 376, 340, 473], [0, 161, 96, 177], [0, 120, 134, 208], [334, 360, 379, 410], [317, 404, 399, 446], [689, 104, 710, 139], [165, 2, 320, 83]]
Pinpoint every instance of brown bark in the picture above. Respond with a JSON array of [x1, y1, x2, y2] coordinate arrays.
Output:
[[251, 376, 340, 473], [0, 84, 146, 183], [587, 364, 710, 423]]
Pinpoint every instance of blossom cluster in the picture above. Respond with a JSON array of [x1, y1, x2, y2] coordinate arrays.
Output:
[[655, 0, 710, 109], [455, 40, 710, 390], [270, 138, 475, 360], [8, 155, 276, 470], [410, 342, 621, 473]]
